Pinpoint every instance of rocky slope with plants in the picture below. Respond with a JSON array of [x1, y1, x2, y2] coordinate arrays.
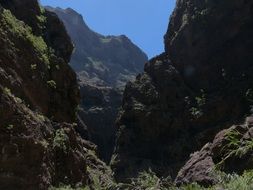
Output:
[[45, 6, 148, 162], [175, 115, 253, 186], [0, 0, 113, 189], [2, 0, 253, 189], [112, 0, 253, 183]]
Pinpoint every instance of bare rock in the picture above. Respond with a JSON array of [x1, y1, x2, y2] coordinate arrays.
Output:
[[112, 0, 253, 182]]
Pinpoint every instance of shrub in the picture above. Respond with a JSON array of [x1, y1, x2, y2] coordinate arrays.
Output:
[[31, 64, 37, 70], [53, 129, 68, 153], [215, 128, 253, 171], [190, 107, 203, 118], [36, 113, 46, 122], [5, 124, 14, 130], [3, 87, 23, 104], [190, 90, 206, 119], [47, 80, 57, 89], [3, 87, 11, 96]]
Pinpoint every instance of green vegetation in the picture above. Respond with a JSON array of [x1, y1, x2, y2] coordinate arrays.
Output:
[[55, 64, 60, 70], [31, 64, 37, 70], [190, 107, 203, 118], [47, 80, 57, 89], [40, 140, 49, 149], [1, 9, 50, 65], [37, 14, 46, 22], [171, 170, 253, 190], [48, 170, 253, 190], [36, 14, 47, 27], [85, 154, 118, 190], [49, 185, 73, 190], [86, 165, 103, 190], [14, 96, 23, 104], [49, 186, 89, 190], [53, 129, 69, 153], [216, 128, 253, 170], [3, 87, 11, 96], [3, 87, 23, 104], [39, 5, 46, 14], [195, 90, 206, 107], [129, 169, 172, 190], [36, 113, 46, 122], [5, 124, 14, 130], [190, 90, 206, 118], [218, 171, 253, 190]]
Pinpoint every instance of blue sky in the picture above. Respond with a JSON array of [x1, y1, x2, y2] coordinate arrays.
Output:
[[40, 0, 176, 58]]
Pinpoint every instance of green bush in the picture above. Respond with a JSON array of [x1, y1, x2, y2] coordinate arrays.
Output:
[[216, 129, 253, 170], [31, 64, 37, 70], [190, 90, 206, 119], [53, 129, 68, 153], [47, 80, 57, 89], [5, 124, 14, 130]]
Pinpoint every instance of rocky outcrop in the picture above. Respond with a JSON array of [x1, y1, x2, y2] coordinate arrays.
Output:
[[0, 1, 111, 189], [112, 0, 253, 182], [175, 116, 253, 186], [45, 6, 148, 89], [0, 88, 92, 189]]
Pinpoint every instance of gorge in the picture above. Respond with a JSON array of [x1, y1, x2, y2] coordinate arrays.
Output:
[[0, 0, 253, 189]]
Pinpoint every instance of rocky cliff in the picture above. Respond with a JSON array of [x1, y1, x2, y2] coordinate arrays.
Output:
[[2, 0, 253, 188], [46, 6, 148, 89], [0, 0, 112, 189], [0, 0, 78, 123], [78, 82, 122, 162], [112, 0, 253, 182], [45, 6, 148, 162]]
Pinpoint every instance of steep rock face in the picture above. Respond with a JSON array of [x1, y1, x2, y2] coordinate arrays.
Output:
[[0, 0, 78, 123], [175, 116, 253, 186], [112, 0, 253, 181], [46, 6, 148, 89], [45, 7, 148, 162], [165, 0, 253, 90], [78, 82, 121, 162], [0, 1, 110, 189]]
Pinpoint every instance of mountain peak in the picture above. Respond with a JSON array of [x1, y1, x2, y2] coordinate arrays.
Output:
[[48, 6, 148, 88]]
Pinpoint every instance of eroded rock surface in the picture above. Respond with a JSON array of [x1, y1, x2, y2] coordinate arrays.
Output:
[[0, 1, 111, 189], [112, 0, 253, 182]]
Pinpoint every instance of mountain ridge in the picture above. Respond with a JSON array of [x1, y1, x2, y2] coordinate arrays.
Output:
[[46, 6, 148, 89]]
